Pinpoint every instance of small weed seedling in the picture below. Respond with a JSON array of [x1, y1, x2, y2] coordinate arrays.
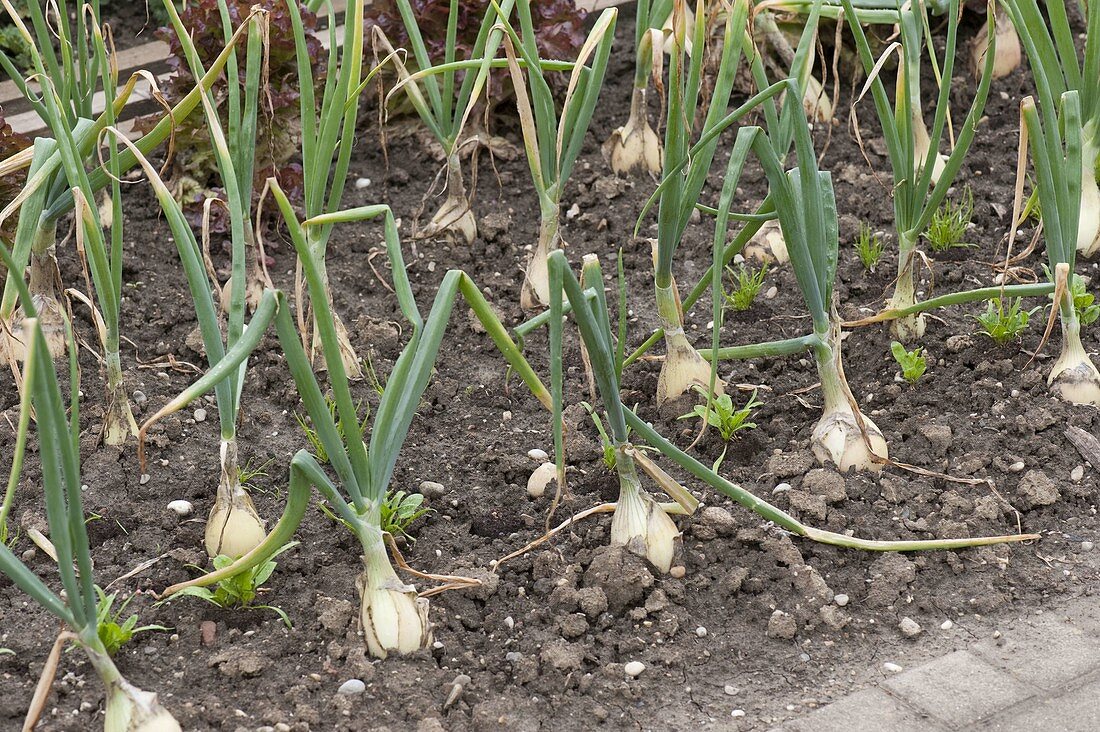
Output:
[[724, 263, 768, 311], [95, 587, 169, 656], [173, 543, 299, 627], [924, 186, 976, 252], [976, 297, 1036, 345], [890, 341, 928, 384], [296, 396, 370, 464], [680, 388, 762, 471], [855, 222, 885, 272], [1072, 278, 1100, 327], [380, 491, 432, 540]]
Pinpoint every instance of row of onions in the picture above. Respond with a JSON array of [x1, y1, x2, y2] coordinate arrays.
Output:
[[0, 0, 1095, 727]]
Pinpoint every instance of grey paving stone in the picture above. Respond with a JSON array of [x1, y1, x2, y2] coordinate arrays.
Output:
[[768, 688, 947, 732], [969, 674, 1100, 732], [971, 614, 1100, 690], [884, 650, 1038, 727]]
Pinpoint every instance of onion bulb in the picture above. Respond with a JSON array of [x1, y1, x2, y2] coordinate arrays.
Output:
[[104, 677, 181, 732], [912, 112, 948, 186], [4, 293, 66, 361], [520, 213, 558, 309], [811, 405, 888, 473], [744, 220, 789, 265], [970, 8, 1021, 81], [205, 440, 266, 558], [358, 548, 431, 659], [655, 278, 724, 405], [604, 86, 661, 176], [1048, 322, 1100, 405], [610, 453, 680, 573], [802, 75, 833, 124], [423, 153, 476, 245], [1077, 148, 1100, 257]]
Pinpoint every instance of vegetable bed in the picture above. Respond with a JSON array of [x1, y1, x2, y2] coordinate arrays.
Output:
[[1, 2, 1099, 731]]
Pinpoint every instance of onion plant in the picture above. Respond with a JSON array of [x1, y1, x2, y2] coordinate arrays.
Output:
[[374, 0, 518, 244], [603, 0, 671, 175], [999, 0, 1100, 258], [140, 181, 548, 658], [498, 1, 617, 307], [840, 0, 995, 341], [0, 250, 179, 731], [1016, 89, 1100, 404], [650, 0, 749, 405], [287, 0, 373, 378]]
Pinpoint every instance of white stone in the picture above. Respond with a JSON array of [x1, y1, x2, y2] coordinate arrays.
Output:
[[765, 286, 778, 300], [772, 482, 792, 495], [883, 662, 903, 673], [624, 661, 646, 677], [695, 626, 708, 638], [899, 617, 921, 638], [337, 679, 365, 695], [1008, 461, 1025, 473], [731, 710, 745, 718], [834, 594, 849, 607], [193, 408, 207, 422], [940, 619, 954, 630], [1072, 465, 1085, 482], [1082, 541, 1095, 552], [723, 685, 738, 696], [527, 448, 549, 461], [167, 500, 193, 516], [354, 177, 371, 189], [527, 462, 557, 498]]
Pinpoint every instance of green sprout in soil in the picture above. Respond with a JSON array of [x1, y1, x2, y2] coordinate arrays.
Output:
[[724, 263, 768, 311], [924, 186, 976, 252], [380, 491, 432, 540], [679, 387, 762, 471], [172, 542, 299, 628], [95, 587, 169, 657], [975, 297, 1037, 345], [296, 396, 370, 465], [854, 222, 885, 272], [890, 341, 928, 384]]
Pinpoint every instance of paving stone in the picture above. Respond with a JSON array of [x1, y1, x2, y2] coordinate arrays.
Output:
[[971, 614, 1100, 690], [884, 650, 1037, 727], [970, 674, 1100, 732], [767, 688, 946, 732]]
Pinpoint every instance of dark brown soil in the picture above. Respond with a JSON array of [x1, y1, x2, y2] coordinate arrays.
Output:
[[2, 9, 1100, 732]]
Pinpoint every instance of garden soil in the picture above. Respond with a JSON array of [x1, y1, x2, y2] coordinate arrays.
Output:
[[2, 11, 1099, 732]]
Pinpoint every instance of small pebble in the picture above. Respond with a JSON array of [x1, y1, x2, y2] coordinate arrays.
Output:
[[772, 482, 792, 495], [419, 481, 445, 498], [354, 177, 371, 189], [695, 626, 708, 638], [200, 620, 216, 647], [21, 548, 35, 561], [502, 411, 512, 421], [193, 408, 207, 422], [670, 565, 686, 579], [883, 662, 903, 673], [527, 448, 549, 461], [337, 679, 366, 695], [731, 710, 745, 718], [1082, 541, 1095, 552], [724, 685, 738, 696], [1008, 461, 1025, 473], [1072, 465, 1085, 482], [992, 630, 1002, 639], [899, 617, 922, 638], [167, 500, 193, 516], [834, 594, 849, 607], [940, 619, 954, 630], [765, 286, 778, 300], [624, 661, 646, 678], [504, 616, 515, 629], [140, 474, 151, 485], [132, 390, 147, 405]]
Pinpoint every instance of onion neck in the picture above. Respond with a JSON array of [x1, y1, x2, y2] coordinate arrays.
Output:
[[520, 199, 560, 309], [654, 278, 721, 404], [887, 232, 926, 342], [102, 350, 138, 447]]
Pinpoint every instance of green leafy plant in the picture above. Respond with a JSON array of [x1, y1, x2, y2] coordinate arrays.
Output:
[[679, 387, 762, 471], [890, 341, 927, 384], [725, 263, 768, 311], [380, 491, 431, 540], [975, 297, 1036, 345], [924, 186, 975, 252], [95, 587, 169, 656], [173, 542, 299, 627], [295, 396, 370, 464], [855, 222, 885, 272], [1071, 278, 1100, 327]]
